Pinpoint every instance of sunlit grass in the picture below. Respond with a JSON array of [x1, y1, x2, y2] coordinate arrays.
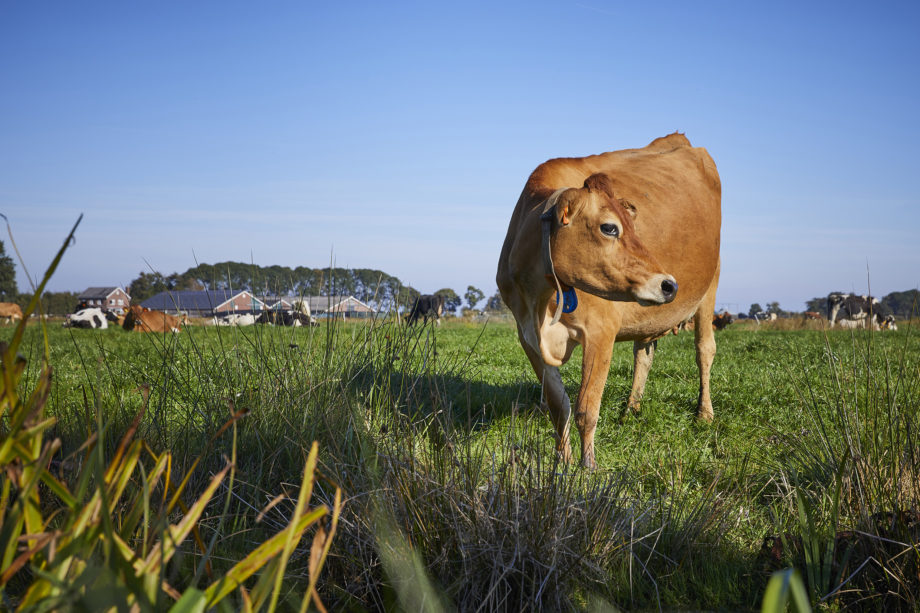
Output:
[[3, 312, 918, 610]]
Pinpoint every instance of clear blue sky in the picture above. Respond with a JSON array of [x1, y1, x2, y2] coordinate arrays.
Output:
[[2, 1, 918, 312]]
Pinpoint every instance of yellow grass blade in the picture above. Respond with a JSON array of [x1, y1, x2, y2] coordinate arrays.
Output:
[[141, 464, 230, 573], [203, 507, 327, 606], [267, 441, 319, 610]]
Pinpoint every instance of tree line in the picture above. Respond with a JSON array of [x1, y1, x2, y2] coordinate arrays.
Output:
[[125, 261, 507, 315]]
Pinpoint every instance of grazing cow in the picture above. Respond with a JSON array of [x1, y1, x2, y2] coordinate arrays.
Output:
[[879, 315, 897, 331], [497, 133, 721, 468], [712, 312, 733, 330], [407, 294, 446, 326], [0, 302, 23, 323], [672, 311, 730, 334], [837, 318, 877, 330], [827, 293, 893, 329], [123, 305, 181, 333], [64, 307, 109, 329], [803, 311, 823, 321]]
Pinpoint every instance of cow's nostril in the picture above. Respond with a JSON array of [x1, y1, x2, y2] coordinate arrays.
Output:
[[661, 278, 678, 299]]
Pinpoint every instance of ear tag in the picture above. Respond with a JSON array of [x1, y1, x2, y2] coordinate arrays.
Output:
[[561, 207, 570, 225], [555, 287, 578, 313]]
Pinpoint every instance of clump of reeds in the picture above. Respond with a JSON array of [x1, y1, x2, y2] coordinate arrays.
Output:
[[266, 315, 736, 611], [768, 319, 919, 610]]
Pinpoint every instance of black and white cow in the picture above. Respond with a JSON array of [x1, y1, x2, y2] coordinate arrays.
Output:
[[256, 310, 316, 327], [213, 313, 257, 326], [827, 292, 895, 329], [64, 307, 109, 329], [407, 294, 446, 326]]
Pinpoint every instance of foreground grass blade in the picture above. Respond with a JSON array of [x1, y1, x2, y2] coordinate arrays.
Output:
[[204, 507, 328, 605], [761, 568, 812, 613]]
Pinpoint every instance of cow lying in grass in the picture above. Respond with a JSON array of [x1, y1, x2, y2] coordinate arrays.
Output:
[[123, 305, 181, 333], [64, 307, 111, 329]]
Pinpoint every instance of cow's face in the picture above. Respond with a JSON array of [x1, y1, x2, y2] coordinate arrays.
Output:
[[548, 174, 677, 305]]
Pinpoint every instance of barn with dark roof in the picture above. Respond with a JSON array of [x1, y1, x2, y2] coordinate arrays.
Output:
[[141, 290, 265, 317]]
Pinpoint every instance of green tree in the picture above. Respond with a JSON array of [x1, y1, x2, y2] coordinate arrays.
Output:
[[882, 289, 920, 319], [128, 272, 172, 303], [485, 290, 509, 314], [748, 303, 763, 318], [766, 301, 784, 317], [0, 240, 18, 301], [804, 296, 827, 314], [17, 291, 80, 315], [434, 288, 461, 314], [464, 286, 485, 311]]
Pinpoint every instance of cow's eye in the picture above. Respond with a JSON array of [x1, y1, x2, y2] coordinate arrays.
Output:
[[600, 223, 620, 238]]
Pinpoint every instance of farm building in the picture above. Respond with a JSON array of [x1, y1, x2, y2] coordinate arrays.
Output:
[[77, 287, 131, 314], [141, 290, 265, 317], [304, 295, 375, 318], [140, 290, 372, 319]]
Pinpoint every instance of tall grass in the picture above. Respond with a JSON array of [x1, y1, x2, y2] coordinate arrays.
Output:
[[0, 220, 342, 611], [5, 225, 919, 609], [768, 321, 920, 609]]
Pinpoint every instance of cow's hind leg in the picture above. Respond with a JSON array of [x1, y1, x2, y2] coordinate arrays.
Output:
[[693, 262, 720, 421], [626, 340, 657, 416], [517, 327, 573, 463]]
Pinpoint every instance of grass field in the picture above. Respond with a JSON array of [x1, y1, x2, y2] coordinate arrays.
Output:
[[3, 313, 919, 610]]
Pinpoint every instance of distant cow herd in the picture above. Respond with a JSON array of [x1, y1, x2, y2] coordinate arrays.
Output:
[[214, 311, 315, 327], [0, 287, 901, 337], [45, 304, 317, 331]]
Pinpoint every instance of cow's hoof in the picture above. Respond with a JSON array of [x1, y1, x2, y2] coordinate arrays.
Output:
[[581, 453, 597, 471], [620, 404, 640, 423], [555, 445, 573, 464], [696, 408, 714, 422]]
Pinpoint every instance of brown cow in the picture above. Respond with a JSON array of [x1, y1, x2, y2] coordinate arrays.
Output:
[[0, 302, 23, 323], [122, 305, 181, 333], [712, 312, 733, 330], [803, 311, 823, 321], [497, 133, 721, 468], [675, 312, 731, 333]]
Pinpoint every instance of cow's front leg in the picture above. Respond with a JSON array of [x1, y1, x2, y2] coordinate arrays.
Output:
[[575, 335, 615, 469], [517, 327, 573, 462]]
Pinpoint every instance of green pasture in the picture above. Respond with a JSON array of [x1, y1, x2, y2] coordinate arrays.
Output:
[[3, 316, 919, 610]]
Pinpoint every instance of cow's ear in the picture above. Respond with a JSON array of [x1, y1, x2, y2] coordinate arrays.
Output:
[[543, 187, 576, 226]]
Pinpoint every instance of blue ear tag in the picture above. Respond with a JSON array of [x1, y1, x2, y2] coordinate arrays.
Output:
[[555, 288, 578, 313]]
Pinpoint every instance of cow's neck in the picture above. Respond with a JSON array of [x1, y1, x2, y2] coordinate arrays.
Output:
[[539, 199, 574, 326]]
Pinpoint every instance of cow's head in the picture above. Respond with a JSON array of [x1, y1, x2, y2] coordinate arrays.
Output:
[[544, 173, 677, 306]]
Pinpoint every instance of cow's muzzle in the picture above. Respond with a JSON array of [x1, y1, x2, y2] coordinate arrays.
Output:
[[635, 274, 678, 306]]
